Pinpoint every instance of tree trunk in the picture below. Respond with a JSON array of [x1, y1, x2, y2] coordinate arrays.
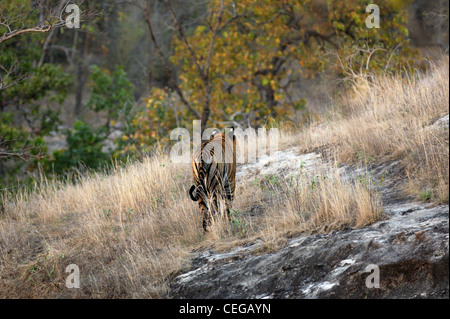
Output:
[[0, 91, 4, 113], [74, 32, 89, 118], [200, 84, 212, 135]]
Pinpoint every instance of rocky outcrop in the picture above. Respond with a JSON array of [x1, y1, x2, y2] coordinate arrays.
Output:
[[170, 201, 448, 299], [170, 115, 449, 299]]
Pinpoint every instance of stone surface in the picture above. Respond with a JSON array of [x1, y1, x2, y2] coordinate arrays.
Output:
[[170, 201, 448, 299], [170, 124, 449, 299]]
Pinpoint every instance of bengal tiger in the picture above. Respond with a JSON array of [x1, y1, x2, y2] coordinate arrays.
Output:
[[189, 127, 237, 232]]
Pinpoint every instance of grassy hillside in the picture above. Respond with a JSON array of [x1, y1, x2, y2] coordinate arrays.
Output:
[[0, 57, 448, 298], [296, 57, 449, 204]]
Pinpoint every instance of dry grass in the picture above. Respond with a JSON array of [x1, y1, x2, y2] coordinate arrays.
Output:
[[0, 142, 383, 299], [230, 170, 380, 255], [0, 57, 447, 298], [283, 56, 449, 203], [0, 155, 201, 298]]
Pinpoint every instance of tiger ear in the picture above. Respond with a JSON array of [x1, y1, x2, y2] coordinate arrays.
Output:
[[211, 129, 220, 138], [189, 185, 199, 201], [228, 126, 236, 140]]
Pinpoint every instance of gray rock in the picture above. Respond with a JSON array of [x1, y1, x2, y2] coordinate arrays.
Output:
[[170, 202, 448, 299], [170, 146, 449, 299], [430, 114, 449, 130]]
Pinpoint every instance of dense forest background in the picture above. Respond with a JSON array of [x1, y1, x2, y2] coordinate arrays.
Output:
[[0, 0, 448, 193]]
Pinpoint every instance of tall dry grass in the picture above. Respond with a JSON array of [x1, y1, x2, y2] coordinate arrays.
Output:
[[0, 137, 384, 298], [0, 155, 201, 298], [285, 56, 449, 203], [0, 57, 447, 298], [227, 164, 383, 252]]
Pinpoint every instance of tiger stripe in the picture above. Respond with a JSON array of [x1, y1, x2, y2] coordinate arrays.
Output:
[[189, 128, 237, 232]]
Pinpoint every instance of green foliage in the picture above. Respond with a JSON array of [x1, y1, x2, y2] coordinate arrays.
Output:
[[328, 0, 422, 78], [0, 0, 430, 194], [419, 189, 433, 201], [0, 112, 47, 188], [86, 65, 134, 128], [48, 120, 110, 175], [6, 64, 71, 105], [83, 65, 136, 162], [117, 88, 178, 158], [3, 63, 70, 138], [0, 1, 72, 189], [0, 112, 47, 158], [293, 98, 307, 111], [229, 209, 249, 237], [166, 0, 421, 128]]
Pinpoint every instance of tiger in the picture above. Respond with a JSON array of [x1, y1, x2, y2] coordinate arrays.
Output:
[[189, 127, 237, 232]]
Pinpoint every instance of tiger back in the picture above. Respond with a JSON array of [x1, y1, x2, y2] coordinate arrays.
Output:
[[189, 128, 237, 231]]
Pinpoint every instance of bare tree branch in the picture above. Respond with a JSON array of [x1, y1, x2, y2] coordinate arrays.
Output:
[[163, 0, 231, 131], [118, 0, 200, 118], [200, 0, 225, 131], [0, 1, 98, 92], [124, 0, 242, 130], [0, 59, 27, 91], [163, 0, 206, 82], [1, 24, 55, 43], [0, 0, 70, 44], [37, 27, 56, 68], [0, 137, 45, 161], [142, 0, 200, 119]]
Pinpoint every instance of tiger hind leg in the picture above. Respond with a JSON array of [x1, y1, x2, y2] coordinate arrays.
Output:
[[199, 200, 210, 232]]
